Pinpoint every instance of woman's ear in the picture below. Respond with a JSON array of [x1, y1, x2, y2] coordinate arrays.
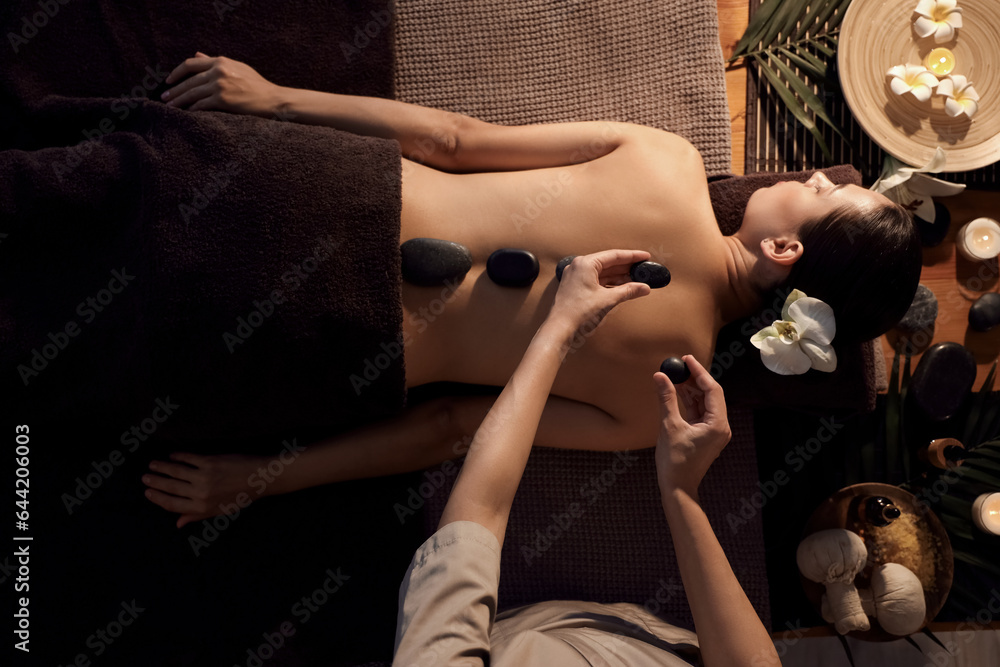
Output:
[[760, 237, 803, 266]]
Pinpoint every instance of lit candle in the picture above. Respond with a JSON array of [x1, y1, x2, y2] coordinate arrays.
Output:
[[924, 48, 956, 77], [972, 493, 1000, 536], [957, 218, 1000, 261]]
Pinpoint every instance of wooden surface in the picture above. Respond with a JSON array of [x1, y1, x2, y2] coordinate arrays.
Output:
[[882, 189, 1000, 390], [717, 0, 749, 175], [716, 0, 1000, 390]]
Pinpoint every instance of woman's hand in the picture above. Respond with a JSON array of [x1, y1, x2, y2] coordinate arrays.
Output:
[[548, 249, 652, 337], [161, 52, 282, 116], [142, 452, 269, 528], [653, 355, 732, 499]]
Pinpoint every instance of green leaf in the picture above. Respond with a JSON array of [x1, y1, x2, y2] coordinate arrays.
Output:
[[886, 351, 901, 475], [789, 44, 829, 78], [754, 55, 835, 162], [900, 352, 912, 479], [808, 37, 836, 58], [765, 53, 847, 141], [954, 550, 1000, 577], [921, 627, 947, 653], [941, 514, 975, 541], [764, 0, 809, 51], [731, 0, 787, 59], [792, 0, 835, 41], [779, 46, 826, 81], [964, 359, 996, 444], [824, 0, 855, 32], [902, 636, 923, 655]]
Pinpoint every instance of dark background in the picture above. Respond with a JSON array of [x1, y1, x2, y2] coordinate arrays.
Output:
[[1, 2, 417, 666]]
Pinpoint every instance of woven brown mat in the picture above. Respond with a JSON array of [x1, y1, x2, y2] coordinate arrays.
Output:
[[422, 406, 771, 631], [394, 0, 732, 176]]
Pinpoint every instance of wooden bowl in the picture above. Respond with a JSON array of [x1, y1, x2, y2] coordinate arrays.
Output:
[[839, 0, 1000, 171], [799, 483, 954, 641]]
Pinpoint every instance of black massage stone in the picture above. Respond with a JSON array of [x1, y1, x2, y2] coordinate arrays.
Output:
[[630, 261, 671, 289], [659, 357, 690, 384], [895, 284, 938, 334], [914, 202, 951, 248], [400, 238, 472, 287], [969, 293, 1000, 332], [555, 255, 577, 281], [487, 248, 539, 288], [910, 342, 976, 422]]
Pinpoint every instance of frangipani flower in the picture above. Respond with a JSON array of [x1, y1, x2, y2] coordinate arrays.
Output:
[[887, 64, 939, 102], [750, 290, 837, 376], [871, 147, 965, 222], [937, 74, 980, 118], [914, 0, 963, 44]]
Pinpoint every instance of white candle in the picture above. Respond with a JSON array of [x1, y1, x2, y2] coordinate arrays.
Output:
[[972, 493, 1000, 535], [958, 218, 1000, 261]]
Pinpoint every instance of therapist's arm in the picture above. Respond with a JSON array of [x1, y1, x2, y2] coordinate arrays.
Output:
[[654, 357, 781, 667], [437, 250, 651, 548]]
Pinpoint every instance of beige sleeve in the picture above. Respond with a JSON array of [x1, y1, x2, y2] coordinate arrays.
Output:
[[393, 521, 502, 667]]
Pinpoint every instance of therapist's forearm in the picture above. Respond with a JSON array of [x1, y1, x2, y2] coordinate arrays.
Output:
[[438, 317, 574, 545], [662, 487, 780, 667]]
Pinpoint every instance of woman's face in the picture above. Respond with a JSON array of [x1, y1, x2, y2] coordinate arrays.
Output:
[[742, 172, 890, 238]]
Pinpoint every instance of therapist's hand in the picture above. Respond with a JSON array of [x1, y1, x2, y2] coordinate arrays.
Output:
[[653, 355, 731, 500], [547, 249, 651, 338]]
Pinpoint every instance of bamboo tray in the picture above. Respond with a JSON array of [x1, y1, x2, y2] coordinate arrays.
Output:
[[839, 0, 1000, 171]]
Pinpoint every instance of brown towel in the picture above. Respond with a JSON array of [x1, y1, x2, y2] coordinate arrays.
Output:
[[1, 97, 405, 440]]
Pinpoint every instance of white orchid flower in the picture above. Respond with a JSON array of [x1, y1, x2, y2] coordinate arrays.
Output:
[[871, 147, 965, 222], [750, 290, 837, 376], [937, 74, 980, 118], [887, 64, 939, 102], [914, 0, 964, 44]]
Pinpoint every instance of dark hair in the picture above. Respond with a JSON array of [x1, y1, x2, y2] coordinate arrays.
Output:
[[781, 201, 922, 343]]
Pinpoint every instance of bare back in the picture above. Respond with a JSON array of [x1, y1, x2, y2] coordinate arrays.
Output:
[[399, 135, 728, 446]]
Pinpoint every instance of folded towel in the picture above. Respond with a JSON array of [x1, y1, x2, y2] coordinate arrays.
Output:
[[1, 97, 405, 439]]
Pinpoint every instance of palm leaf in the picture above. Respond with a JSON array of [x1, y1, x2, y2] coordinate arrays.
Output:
[[886, 350, 901, 477], [921, 628, 949, 653], [754, 55, 834, 162], [902, 635, 923, 655], [963, 359, 997, 445], [900, 352, 912, 480], [953, 550, 1000, 577], [730, 0, 851, 163]]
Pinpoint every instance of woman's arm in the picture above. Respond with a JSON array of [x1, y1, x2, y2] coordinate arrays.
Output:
[[162, 54, 687, 173], [654, 356, 780, 667]]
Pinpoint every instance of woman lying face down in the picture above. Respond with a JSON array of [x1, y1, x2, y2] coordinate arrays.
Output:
[[143, 54, 921, 527]]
